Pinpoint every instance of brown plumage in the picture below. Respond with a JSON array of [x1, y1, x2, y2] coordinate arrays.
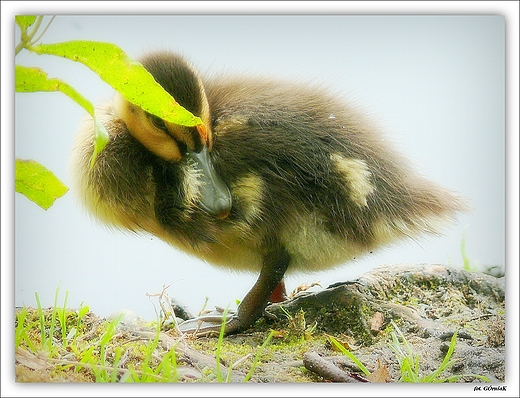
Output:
[[71, 51, 468, 334]]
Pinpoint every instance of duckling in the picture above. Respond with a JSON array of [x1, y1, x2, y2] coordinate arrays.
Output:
[[71, 51, 468, 335]]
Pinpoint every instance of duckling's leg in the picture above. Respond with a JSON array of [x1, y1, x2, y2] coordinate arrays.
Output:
[[179, 247, 290, 336]]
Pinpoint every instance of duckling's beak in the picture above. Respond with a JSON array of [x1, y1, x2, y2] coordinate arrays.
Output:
[[186, 146, 232, 219]]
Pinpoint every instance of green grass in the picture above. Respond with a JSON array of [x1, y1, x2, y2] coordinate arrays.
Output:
[[389, 320, 453, 382], [327, 320, 491, 383], [460, 230, 472, 272], [451, 231, 504, 277], [16, 287, 170, 382], [214, 306, 229, 382], [15, 286, 274, 383], [207, 306, 276, 383], [327, 335, 371, 377]]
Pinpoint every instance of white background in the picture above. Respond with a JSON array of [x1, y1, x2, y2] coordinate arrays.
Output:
[[3, 2, 519, 397]]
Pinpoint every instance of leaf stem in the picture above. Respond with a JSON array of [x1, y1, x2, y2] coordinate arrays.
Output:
[[31, 15, 56, 44], [15, 16, 42, 55], [25, 16, 44, 43]]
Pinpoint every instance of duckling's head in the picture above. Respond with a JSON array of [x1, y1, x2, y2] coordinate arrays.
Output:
[[112, 52, 231, 219], [113, 52, 211, 162]]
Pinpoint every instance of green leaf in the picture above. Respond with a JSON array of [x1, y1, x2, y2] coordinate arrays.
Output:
[[15, 159, 68, 210], [16, 65, 109, 158], [30, 41, 204, 128], [90, 116, 109, 168], [15, 65, 95, 115], [15, 15, 37, 29]]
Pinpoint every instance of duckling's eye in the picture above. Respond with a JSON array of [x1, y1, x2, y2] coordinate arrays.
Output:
[[150, 115, 167, 131]]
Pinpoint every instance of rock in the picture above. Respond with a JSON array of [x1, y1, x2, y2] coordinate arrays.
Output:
[[265, 263, 505, 382]]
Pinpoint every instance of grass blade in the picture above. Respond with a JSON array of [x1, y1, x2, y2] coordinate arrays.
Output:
[[327, 335, 371, 376]]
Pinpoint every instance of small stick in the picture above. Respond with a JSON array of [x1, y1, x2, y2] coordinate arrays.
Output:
[[303, 351, 356, 383]]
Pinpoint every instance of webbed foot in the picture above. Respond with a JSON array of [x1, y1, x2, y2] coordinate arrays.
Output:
[[178, 308, 241, 336]]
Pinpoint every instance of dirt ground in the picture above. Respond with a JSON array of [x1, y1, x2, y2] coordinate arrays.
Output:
[[15, 263, 505, 384]]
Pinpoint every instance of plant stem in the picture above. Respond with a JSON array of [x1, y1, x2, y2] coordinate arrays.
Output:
[[25, 16, 44, 43], [15, 15, 55, 56], [31, 16, 56, 44]]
